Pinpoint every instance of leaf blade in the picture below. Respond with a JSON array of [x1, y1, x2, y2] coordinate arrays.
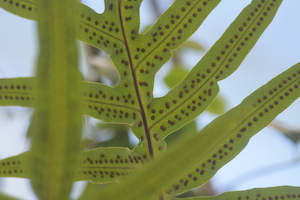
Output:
[[177, 186, 300, 200], [161, 62, 300, 195], [0, 147, 145, 184], [82, 81, 140, 125], [0, 193, 21, 200], [0, 152, 29, 179], [136, 0, 221, 80], [0, 0, 38, 20], [0, 78, 35, 107], [75, 147, 145, 183], [94, 62, 300, 199], [150, 0, 283, 139]]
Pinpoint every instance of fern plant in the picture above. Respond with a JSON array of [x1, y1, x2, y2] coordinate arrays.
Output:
[[0, 0, 299, 199]]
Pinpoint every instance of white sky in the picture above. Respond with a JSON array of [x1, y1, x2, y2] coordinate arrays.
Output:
[[0, 0, 300, 199]]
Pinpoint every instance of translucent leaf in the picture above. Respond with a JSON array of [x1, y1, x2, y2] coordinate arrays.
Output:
[[1, 0, 299, 199], [178, 186, 300, 200], [75, 147, 145, 183], [0, 152, 28, 178], [0, 78, 34, 107], [181, 40, 204, 51], [172, 40, 205, 57], [165, 120, 197, 146], [164, 67, 189, 89], [0, 147, 145, 184], [0, 193, 20, 200], [0, 0, 222, 158], [206, 94, 226, 115], [0, 0, 38, 20], [94, 62, 300, 200], [149, 0, 283, 141]]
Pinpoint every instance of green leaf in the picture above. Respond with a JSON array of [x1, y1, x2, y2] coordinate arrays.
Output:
[[206, 94, 226, 115], [0, 0, 222, 158], [92, 123, 132, 148], [0, 147, 144, 184], [0, 193, 20, 200], [0, 0, 38, 20], [0, 79, 140, 124], [77, 182, 108, 200], [0, 78, 34, 107], [0, 0, 289, 160], [0, 152, 28, 179], [164, 67, 189, 89], [94, 62, 300, 200], [131, 0, 221, 92], [75, 147, 145, 183], [172, 40, 205, 60], [177, 186, 300, 200], [1, 0, 300, 199], [165, 120, 197, 146], [82, 81, 139, 125], [181, 40, 204, 51], [26, 0, 82, 199], [149, 0, 283, 140], [160, 62, 300, 196], [76, 0, 222, 158]]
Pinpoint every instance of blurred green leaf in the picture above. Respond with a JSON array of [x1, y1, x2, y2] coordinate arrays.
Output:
[[78, 182, 109, 200], [165, 120, 197, 146], [182, 40, 205, 51], [180, 186, 300, 200], [164, 67, 189, 89], [95, 124, 132, 148], [0, 193, 20, 200], [206, 95, 226, 115], [173, 40, 205, 56], [82, 123, 132, 149]]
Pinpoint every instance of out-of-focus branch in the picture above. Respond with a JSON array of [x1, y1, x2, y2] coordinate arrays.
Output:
[[270, 121, 300, 145]]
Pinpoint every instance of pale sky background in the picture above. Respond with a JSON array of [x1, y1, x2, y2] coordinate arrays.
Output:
[[0, 0, 300, 199]]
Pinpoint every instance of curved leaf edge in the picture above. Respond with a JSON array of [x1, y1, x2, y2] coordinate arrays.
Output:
[[0, 147, 146, 184], [92, 62, 300, 200], [175, 186, 300, 200]]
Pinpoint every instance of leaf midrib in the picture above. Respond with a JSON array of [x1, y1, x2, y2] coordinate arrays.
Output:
[[81, 166, 139, 169], [85, 99, 139, 111], [117, 0, 154, 157], [0, 91, 32, 95]]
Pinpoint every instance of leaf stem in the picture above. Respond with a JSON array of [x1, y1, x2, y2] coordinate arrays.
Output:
[[117, 0, 154, 158]]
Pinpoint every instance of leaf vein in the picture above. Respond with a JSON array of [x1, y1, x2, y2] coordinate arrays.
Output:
[[134, 1, 201, 71], [118, 0, 154, 157], [85, 99, 140, 112]]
